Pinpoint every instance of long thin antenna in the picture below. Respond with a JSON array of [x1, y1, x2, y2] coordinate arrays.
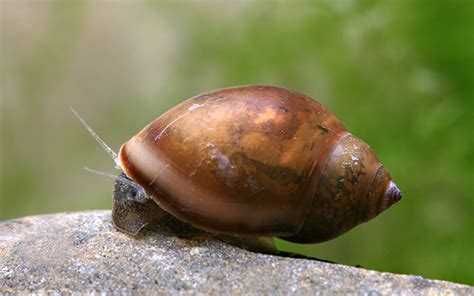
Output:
[[70, 107, 120, 168], [83, 167, 139, 190]]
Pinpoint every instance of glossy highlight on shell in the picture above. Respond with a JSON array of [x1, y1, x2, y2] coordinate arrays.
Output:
[[115, 85, 401, 244]]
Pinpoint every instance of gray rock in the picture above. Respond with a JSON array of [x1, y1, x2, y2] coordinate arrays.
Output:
[[0, 211, 472, 295]]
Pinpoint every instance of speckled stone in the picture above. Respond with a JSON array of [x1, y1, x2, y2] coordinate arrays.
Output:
[[0, 211, 472, 295]]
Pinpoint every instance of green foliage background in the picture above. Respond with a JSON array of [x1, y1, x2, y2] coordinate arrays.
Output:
[[1, 1, 473, 285]]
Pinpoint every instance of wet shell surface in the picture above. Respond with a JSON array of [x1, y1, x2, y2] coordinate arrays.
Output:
[[118, 85, 401, 243]]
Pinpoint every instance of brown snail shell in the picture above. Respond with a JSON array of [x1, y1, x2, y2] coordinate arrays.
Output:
[[115, 85, 401, 244]]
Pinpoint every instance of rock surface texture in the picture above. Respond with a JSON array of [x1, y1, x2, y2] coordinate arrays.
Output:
[[0, 211, 472, 295]]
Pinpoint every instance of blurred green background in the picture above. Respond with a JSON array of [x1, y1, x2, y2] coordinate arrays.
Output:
[[1, 0, 473, 285]]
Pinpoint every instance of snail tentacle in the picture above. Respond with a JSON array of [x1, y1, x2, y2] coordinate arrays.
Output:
[[71, 107, 120, 169]]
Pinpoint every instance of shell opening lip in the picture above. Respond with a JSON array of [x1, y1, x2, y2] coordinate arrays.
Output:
[[117, 144, 132, 179], [116, 143, 148, 195]]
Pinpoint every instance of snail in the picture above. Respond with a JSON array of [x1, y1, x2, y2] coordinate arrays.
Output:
[[74, 85, 401, 253]]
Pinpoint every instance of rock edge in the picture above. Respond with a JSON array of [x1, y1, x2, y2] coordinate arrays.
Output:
[[0, 211, 472, 295]]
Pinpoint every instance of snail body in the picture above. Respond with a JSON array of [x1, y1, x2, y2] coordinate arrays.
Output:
[[112, 85, 401, 245]]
